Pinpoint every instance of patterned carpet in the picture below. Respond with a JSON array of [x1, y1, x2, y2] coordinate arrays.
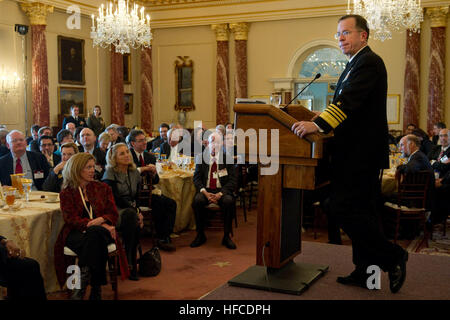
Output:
[[406, 222, 450, 256]]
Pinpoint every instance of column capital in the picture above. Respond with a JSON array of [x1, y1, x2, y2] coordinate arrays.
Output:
[[229, 22, 249, 40], [211, 24, 229, 41], [21, 2, 54, 26], [426, 6, 449, 28]]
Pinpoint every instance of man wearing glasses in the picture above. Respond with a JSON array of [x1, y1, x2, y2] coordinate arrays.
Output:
[[0, 130, 50, 191], [292, 15, 408, 293]]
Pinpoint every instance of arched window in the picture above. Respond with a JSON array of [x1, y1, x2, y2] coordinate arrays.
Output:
[[295, 47, 347, 112]]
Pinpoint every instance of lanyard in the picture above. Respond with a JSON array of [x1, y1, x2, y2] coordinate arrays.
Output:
[[78, 187, 93, 219]]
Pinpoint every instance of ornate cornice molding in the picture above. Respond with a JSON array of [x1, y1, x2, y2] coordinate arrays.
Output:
[[426, 6, 449, 28], [20, 1, 54, 25], [229, 22, 248, 40], [211, 23, 229, 41]]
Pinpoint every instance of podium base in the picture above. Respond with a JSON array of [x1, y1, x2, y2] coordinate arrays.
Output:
[[228, 261, 329, 295]]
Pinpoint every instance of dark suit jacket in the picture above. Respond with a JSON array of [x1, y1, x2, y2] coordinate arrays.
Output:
[[314, 46, 389, 171], [193, 151, 237, 196], [428, 145, 450, 161], [0, 145, 8, 158], [130, 148, 160, 185], [0, 151, 50, 190], [147, 136, 165, 152], [396, 151, 433, 176], [42, 170, 63, 193], [159, 141, 171, 158], [0, 235, 7, 280], [62, 115, 87, 129]]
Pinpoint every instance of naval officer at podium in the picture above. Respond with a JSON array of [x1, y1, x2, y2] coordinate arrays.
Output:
[[291, 14, 408, 293]]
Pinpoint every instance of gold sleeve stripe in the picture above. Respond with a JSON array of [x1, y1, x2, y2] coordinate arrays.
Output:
[[319, 111, 340, 129], [327, 107, 345, 122], [329, 104, 347, 120]]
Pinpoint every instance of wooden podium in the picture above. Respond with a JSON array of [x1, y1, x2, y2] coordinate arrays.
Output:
[[228, 104, 332, 295]]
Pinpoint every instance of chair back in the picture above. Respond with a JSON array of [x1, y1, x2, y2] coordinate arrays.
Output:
[[396, 170, 431, 209], [137, 172, 153, 208]]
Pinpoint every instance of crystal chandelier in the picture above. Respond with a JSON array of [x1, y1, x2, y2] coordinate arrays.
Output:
[[346, 0, 424, 41], [90, 0, 152, 54], [0, 66, 20, 105]]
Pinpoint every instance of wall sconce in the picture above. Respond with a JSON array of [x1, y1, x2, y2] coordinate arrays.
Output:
[[0, 66, 21, 105]]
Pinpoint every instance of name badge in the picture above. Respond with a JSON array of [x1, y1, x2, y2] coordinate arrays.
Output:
[[95, 164, 103, 172], [34, 170, 44, 179], [218, 169, 228, 177], [212, 172, 218, 179]]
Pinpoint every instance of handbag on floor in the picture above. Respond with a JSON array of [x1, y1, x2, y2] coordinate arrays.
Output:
[[138, 245, 161, 277]]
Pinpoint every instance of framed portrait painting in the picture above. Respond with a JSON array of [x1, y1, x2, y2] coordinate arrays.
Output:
[[123, 53, 131, 84], [124, 93, 133, 114], [58, 35, 85, 85], [58, 87, 86, 116]]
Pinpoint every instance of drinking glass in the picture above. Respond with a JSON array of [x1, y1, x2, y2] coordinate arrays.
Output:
[[5, 188, 16, 210], [22, 179, 32, 202], [10, 174, 25, 198], [270, 93, 282, 107]]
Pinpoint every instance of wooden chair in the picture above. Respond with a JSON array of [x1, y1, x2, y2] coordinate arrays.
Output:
[[205, 202, 237, 237], [234, 164, 247, 222], [63, 243, 119, 300], [137, 172, 155, 244], [384, 170, 432, 246]]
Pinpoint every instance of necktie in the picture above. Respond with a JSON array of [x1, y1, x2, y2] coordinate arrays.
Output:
[[15, 158, 23, 174], [209, 159, 217, 190], [139, 154, 145, 167]]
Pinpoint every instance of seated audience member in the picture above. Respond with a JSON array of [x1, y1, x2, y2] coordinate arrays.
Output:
[[79, 128, 106, 179], [396, 134, 433, 176], [148, 123, 169, 153], [26, 124, 39, 145], [98, 132, 112, 154], [191, 132, 237, 249], [28, 126, 53, 153], [55, 129, 74, 157], [396, 123, 417, 144], [0, 128, 9, 157], [431, 122, 446, 145], [428, 129, 450, 178], [87, 105, 105, 138], [106, 124, 124, 146], [225, 122, 234, 132], [216, 124, 226, 136], [0, 130, 49, 190], [412, 128, 433, 156], [62, 105, 87, 129], [42, 142, 78, 192], [0, 236, 46, 300], [127, 130, 177, 251], [54, 153, 120, 300], [74, 126, 84, 151], [65, 122, 76, 137], [102, 143, 147, 280], [160, 127, 190, 161], [191, 126, 208, 158], [38, 135, 61, 169], [117, 126, 130, 143], [432, 170, 450, 225]]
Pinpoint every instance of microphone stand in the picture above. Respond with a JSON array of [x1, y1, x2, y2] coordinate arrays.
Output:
[[280, 73, 321, 112]]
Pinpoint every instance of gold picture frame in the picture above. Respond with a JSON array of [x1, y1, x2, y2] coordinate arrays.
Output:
[[58, 35, 85, 85], [387, 94, 400, 124], [58, 86, 86, 116], [123, 53, 131, 84], [174, 56, 194, 111], [124, 93, 133, 114]]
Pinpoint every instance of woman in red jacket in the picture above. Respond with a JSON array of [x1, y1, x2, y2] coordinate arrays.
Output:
[[54, 152, 119, 300]]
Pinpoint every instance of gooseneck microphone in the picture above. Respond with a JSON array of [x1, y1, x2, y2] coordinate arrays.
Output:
[[282, 73, 321, 110]]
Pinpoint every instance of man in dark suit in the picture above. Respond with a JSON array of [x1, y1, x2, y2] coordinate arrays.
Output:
[[28, 126, 53, 153], [0, 128, 8, 157], [431, 122, 446, 146], [38, 135, 61, 169], [0, 235, 46, 300], [397, 135, 434, 176], [62, 105, 87, 129], [428, 129, 450, 178], [292, 15, 408, 293], [26, 124, 40, 146], [79, 128, 106, 180], [191, 132, 237, 249], [0, 130, 50, 191], [147, 123, 169, 153], [128, 129, 177, 251]]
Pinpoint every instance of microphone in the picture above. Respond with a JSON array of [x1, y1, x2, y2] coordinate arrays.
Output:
[[282, 73, 321, 110]]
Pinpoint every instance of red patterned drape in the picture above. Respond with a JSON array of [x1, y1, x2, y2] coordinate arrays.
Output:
[[141, 47, 153, 135], [216, 41, 229, 125], [31, 25, 50, 126], [110, 46, 124, 125], [403, 31, 420, 131], [427, 27, 446, 135]]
